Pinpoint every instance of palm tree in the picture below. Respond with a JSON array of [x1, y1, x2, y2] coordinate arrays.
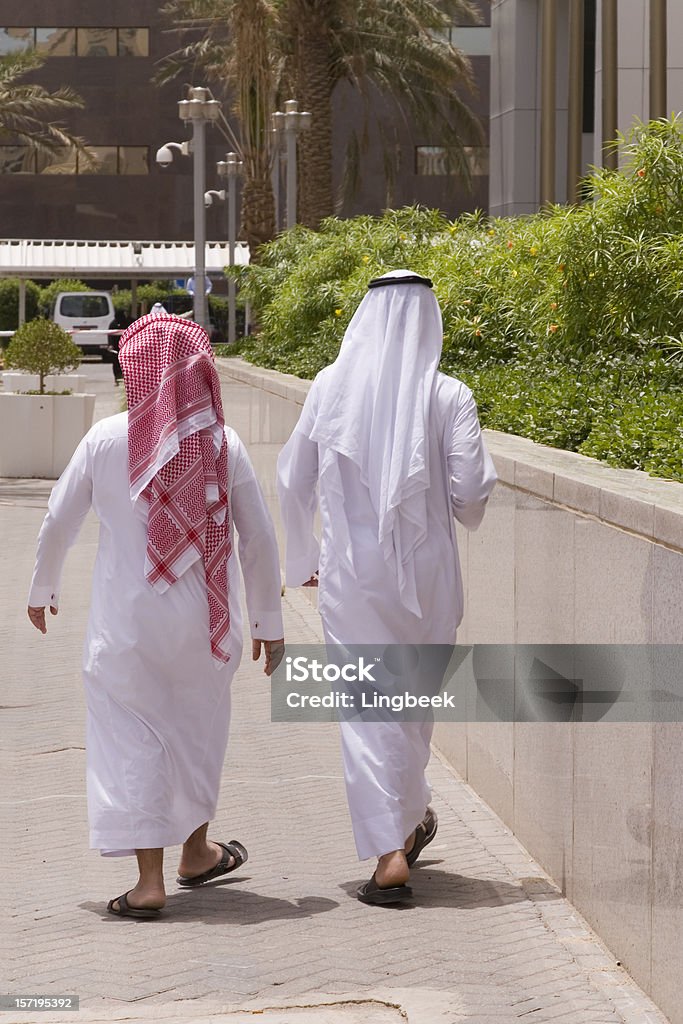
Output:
[[160, 0, 280, 254], [161, 0, 481, 237], [0, 50, 90, 168], [287, 0, 483, 229]]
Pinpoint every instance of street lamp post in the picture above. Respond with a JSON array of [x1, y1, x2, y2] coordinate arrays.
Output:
[[178, 88, 221, 328], [602, 0, 618, 171], [216, 153, 243, 344], [157, 87, 220, 330], [271, 100, 312, 229], [271, 113, 285, 232]]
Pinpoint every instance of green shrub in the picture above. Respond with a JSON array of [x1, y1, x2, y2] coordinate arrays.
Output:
[[0, 279, 41, 332], [230, 116, 683, 481], [38, 279, 93, 316], [5, 318, 82, 394]]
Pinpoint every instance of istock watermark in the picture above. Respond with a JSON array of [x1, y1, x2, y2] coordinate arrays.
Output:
[[271, 644, 683, 723], [285, 654, 378, 684]]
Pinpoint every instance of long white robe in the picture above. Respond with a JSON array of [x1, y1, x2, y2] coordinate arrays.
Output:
[[278, 371, 497, 860], [29, 412, 283, 856]]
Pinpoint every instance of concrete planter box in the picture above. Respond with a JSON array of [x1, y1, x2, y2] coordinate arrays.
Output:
[[0, 392, 95, 478], [1, 372, 86, 394]]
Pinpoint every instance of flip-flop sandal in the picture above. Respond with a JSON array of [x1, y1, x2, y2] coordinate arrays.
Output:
[[176, 839, 248, 888], [107, 890, 162, 919], [357, 873, 413, 906], [406, 806, 438, 867]]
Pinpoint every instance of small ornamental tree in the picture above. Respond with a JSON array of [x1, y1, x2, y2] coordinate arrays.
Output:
[[5, 318, 82, 394]]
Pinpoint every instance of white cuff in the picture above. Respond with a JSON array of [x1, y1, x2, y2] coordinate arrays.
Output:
[[250, 610, 284, 640], [28, 584, 59, 609]]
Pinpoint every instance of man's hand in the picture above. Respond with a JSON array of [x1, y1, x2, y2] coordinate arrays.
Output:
[[252, 638, 285, 676], [27, 605, 58, 635], [302, 574, 319, 588]]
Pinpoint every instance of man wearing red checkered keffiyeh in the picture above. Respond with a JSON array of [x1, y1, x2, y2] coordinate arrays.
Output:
[[120, 313, 232, 663], [28, 314, 284, 918]]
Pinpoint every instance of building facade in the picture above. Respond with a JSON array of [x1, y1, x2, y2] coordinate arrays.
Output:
[[0, 1, 491, 243], [0, 1, 210, 240], [490, 0, 683, 217]]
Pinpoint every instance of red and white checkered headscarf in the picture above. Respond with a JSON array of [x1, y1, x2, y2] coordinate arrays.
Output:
[[119, 313, 231, 664]]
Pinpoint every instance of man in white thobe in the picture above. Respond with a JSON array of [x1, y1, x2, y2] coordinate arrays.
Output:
[[277, 270, 497, 904], [28, 314, 284, 918]]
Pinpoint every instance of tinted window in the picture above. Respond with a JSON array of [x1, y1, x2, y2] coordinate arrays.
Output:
[[0, 28, 33, 53], [35, 28, 76, 56], [118, 147, 149, 174], [60, 296, 110, 318], [0, 146, 34, 173], [76, 28, 116, 57], [85, 147, 118, 174], [118, 28, 149, 57]]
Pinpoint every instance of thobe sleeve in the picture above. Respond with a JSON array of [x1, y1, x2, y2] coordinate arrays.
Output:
[[276, 402, 320, 588], [28, 433, 94, 609], [448, 387, 497, 530], [230, 438, 284, 640]]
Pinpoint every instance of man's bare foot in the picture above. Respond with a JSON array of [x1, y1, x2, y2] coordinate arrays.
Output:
[[178, 840, 233, 879], [110, 882, 166, 912], [375, 849, 410, 888]]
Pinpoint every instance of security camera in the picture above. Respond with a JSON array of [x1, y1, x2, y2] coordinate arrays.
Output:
[[155, 145, 174, 167]]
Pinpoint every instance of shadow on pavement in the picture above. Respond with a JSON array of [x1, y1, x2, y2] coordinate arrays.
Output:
[[339, 868, 561, 911], [80, 890, 339, 925]]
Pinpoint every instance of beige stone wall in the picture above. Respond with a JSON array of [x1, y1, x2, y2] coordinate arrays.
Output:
[[436, 450, 683, 1024], [217, 356, 683, 1024]]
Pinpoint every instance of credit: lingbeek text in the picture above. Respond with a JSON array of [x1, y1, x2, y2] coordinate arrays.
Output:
[[285, 691, 457, 710]]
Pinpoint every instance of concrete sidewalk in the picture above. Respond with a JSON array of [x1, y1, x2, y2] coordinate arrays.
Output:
[[0, 368, 670, 1024]]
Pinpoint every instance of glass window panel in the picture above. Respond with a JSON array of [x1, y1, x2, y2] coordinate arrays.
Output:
[[35, 28, 76, 56], [429, 27, 451, 45], [0, 146, 35, 173], [76, 28, 116, 57], [0, 28, 33, 54], [464, 146, 490, 176], [81, 146, 118, 174], [118, 28, 149, 57], [36, 147, 77, 174], [59, 295, 111, 318], [415, 146, 449, 176], [449, 26, 491, 55], [416, 145, 489, 176], [118, 147, 149, 174]]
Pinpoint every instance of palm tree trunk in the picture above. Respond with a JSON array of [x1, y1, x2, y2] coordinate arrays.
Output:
[[241, 172, 275, 258], [291, 3, 335, 228], [231, 0, 277, 258]]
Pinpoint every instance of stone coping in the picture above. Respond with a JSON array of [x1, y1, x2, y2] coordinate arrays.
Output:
[[217, 356, 683, 551]]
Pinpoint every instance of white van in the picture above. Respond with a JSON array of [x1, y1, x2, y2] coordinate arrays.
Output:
[[52, 291, 115, 355]]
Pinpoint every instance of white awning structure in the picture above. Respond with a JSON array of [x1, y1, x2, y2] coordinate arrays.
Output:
[[0, 239, 250, 279]]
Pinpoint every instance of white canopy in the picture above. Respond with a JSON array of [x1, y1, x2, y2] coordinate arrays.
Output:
[[0, 239, 249, 280]]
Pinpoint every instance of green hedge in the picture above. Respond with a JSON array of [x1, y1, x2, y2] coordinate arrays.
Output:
[[0, 279, 41, 331], [233, 117, 683, 481]]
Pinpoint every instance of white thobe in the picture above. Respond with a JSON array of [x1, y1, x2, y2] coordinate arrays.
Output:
[[277, 372, 497, 860], [29, 412, 283, 856]]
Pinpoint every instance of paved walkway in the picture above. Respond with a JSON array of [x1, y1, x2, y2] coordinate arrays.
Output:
[[0, 365, 670, 1024]]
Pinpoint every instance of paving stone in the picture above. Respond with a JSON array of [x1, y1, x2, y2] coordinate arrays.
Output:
[[0, 366, 671, 1024]]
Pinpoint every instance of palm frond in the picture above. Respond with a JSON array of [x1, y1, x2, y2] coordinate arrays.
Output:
[[0, 50, 91, 163]]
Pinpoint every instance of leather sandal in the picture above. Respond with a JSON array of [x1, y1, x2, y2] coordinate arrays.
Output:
[[406, 806, 438, 867], [107, 890, 162, 919], [176, 839, 248, 887], [357, 873, 413, 905]]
